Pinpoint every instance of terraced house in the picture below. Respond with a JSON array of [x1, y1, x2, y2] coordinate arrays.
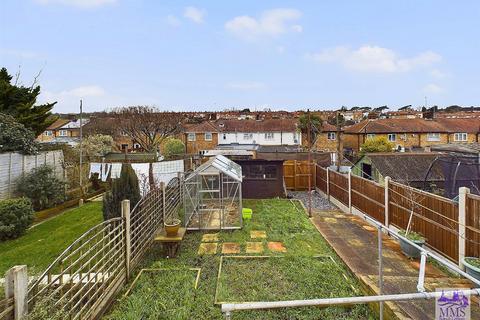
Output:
[[343, 118, 480, 152]]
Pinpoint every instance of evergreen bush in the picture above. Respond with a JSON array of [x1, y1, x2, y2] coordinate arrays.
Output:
[[0, 197, 34, 240], [103, 164, 141, 220]]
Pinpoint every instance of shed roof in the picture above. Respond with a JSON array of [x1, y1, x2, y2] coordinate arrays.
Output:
[[186, 155, 242, 182]]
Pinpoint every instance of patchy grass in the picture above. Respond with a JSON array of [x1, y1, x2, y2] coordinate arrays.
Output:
[[106, 199, 375, 319], [0, 201, 103, 276]]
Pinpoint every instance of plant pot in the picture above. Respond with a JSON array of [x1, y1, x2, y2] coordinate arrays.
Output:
[[462, 257, 480, 281], [165, 219, 181, 237], [399, 238, 425, 259]]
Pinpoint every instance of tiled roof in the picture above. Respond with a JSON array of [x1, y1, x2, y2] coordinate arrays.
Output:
[[185, 121, 219, 133], [345, 118, 480, 134], [46, 118, 70, 130], [216, 119, 298, 132]]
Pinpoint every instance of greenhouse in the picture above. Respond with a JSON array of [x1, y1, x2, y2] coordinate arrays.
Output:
[[183, 155, 243, 230]]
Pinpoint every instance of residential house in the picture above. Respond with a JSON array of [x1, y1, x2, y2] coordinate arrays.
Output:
[[344, 118, 480, 153], [313, 122, 340, 152], [184, 121, 219, 154], [37, 118, 89, 146]]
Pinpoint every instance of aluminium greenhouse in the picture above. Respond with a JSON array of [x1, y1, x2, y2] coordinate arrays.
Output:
[[183, 155, 243, 230]]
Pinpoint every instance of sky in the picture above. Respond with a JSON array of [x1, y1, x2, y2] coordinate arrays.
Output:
[[1, 0, 480, 113]]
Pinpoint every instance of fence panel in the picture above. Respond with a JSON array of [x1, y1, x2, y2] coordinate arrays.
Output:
[[328, 170, 349, 206], [466, 194, 480, 258], [283, 160, 315, 190], [28, 218, 127, 319], [315, 165, 327, 193], [389, 181, 459, 262], [351, 175, 385, 224]]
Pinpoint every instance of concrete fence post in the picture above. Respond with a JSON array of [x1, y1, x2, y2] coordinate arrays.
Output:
[[326, 167, 330, 200], [348, 169, 352, 213], [384, 176, 390, 228], [458, 187, 470, 270], [161, 182, 166, 222], [121, 199, 131, 280], [5, 265, 28, 320]]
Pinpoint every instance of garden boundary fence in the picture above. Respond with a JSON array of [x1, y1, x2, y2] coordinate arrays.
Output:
[[1, 176, 182, 320], [315, 165, 480, 266]]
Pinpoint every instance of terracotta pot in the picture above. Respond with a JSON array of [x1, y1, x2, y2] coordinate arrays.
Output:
[[165, 219, 181, 236]]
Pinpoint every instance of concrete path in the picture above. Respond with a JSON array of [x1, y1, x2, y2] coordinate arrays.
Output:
[[311, 209, 480, 320]]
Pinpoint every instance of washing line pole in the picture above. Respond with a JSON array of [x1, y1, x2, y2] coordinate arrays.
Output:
[[307, 109, 312, 217], [378, 225, 384, 320]]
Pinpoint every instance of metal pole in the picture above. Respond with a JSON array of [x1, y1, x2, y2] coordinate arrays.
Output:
[[79, 99, 83, 192], [307, 109, 312, 217], [378, 226, 383, 320]]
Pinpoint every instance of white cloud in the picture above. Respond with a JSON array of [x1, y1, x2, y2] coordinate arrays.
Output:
[[225, 8, 302, 40], [423, 83, 443, 94], [40, 85, 107, 112], [307, 45, 442, 73], [166, 14, 181, 27], [227, 82, 266, 90], [430, 69, 447, 79], [34, 0, 116, 8], [184, 6, 206, 24], [0, 48, 38, 59]]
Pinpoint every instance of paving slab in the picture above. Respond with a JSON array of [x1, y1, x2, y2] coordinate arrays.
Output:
[[198, 242, 217, 255], [250, 230, 267, 239], [201, 233, 219, 242], [246, 242, 264, 253], [222, 242, 240, 254], [311, 210, 480, 319], [267, 242, 287, 253]]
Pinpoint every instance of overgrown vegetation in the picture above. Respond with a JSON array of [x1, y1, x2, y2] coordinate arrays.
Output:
[[0, 112, 39, 154], [16, 165, 66, 211], [465, 257, 480, 269], [103, 164, 141, 220], [360, 136, 394, 155], [398, 229, 425, 242], [0, 201, 102, 275], [106, 199, 373, 319], [163, 138, 185, 159], [79, 134, 116, 160], [0, 197, 34, 240], [24, 295, 68, 320]]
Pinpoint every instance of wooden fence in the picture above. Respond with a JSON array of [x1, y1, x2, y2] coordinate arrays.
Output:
[[315, 164, 480, 265], [2, 177, 181, 320], [283, 160, 315, 190]]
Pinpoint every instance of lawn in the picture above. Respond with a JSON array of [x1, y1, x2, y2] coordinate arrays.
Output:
[[0, 201, 103, 276], [106, 199, 375, 320]]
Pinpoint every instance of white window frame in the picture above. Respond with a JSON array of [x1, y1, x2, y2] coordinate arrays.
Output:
[[454, 133, 468, 142], [327, 132, 336, 141], [388, 134, 396, 142], [59, 130, 68, 137], [133, 143, 141, 149], [264, 132, 274, 140], [44, 130, 52, 136], [366, 134, 376, 140], [187, 133, 196, 141], [243, 133, 253, 140], [427, 133, 440, 142], [204, 132, 212, 141]]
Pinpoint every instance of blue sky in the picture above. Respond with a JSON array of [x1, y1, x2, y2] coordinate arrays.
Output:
[[1, 0, 479, 113]]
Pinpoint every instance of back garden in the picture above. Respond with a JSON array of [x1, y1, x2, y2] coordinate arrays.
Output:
[[105, 199, 374, 319]]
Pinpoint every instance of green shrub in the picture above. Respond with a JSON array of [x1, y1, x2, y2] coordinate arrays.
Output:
[[163, 138, 185, 159], [16, 165, 66, 211], [25, 295, 68, 320], [0, 198, 34, 240], [0, 113, 38, 154], [103, 164, 141, 220], [360, 136, 395, 155]]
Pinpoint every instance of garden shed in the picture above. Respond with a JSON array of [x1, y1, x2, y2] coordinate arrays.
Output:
[[183, 155, 243, 230]]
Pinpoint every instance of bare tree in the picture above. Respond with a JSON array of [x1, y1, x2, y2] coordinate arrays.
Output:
[[112, 106, 184, 153]]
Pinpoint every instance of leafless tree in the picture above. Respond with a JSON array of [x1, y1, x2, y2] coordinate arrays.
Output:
[[112, 106, 184, 153]]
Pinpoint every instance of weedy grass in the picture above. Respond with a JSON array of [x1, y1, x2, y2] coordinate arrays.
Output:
[[106, 199, 375, 320]]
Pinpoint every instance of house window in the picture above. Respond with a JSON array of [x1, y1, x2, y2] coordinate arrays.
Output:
[[243, 133, 253, 140], [59, 130, 68, 137], [366, 134, 376, 140], [204, 132, 212, 141], [222, 134, 227, 140], [264, 132, 274, 140], [327, 132, 336, 140], [187, 133, 196, 141], [454, 133, 468, 142], [427, 133, 440, 142], [44, 130, 52, 136], [121, 144, 128, 150], [388, 134, 396, 142], [133, 143, 141, 149]]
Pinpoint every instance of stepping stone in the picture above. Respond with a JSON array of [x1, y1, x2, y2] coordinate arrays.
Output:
[[222, 242, 240, 254], [202, 233, 219, 242], [198, 243, 217, 255], [246, 242, 264, 253], [267, 242, 287, 253], [250, 230, 267, 239]]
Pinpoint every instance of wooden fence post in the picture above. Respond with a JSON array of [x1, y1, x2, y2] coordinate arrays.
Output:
[[458, 187, 470, 270], [326, 167, 330, 200], [5, 265, 28, 320], [384, 176, 390, 228], [348, 170, 352, 213], [121, 200, 131, 281]]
